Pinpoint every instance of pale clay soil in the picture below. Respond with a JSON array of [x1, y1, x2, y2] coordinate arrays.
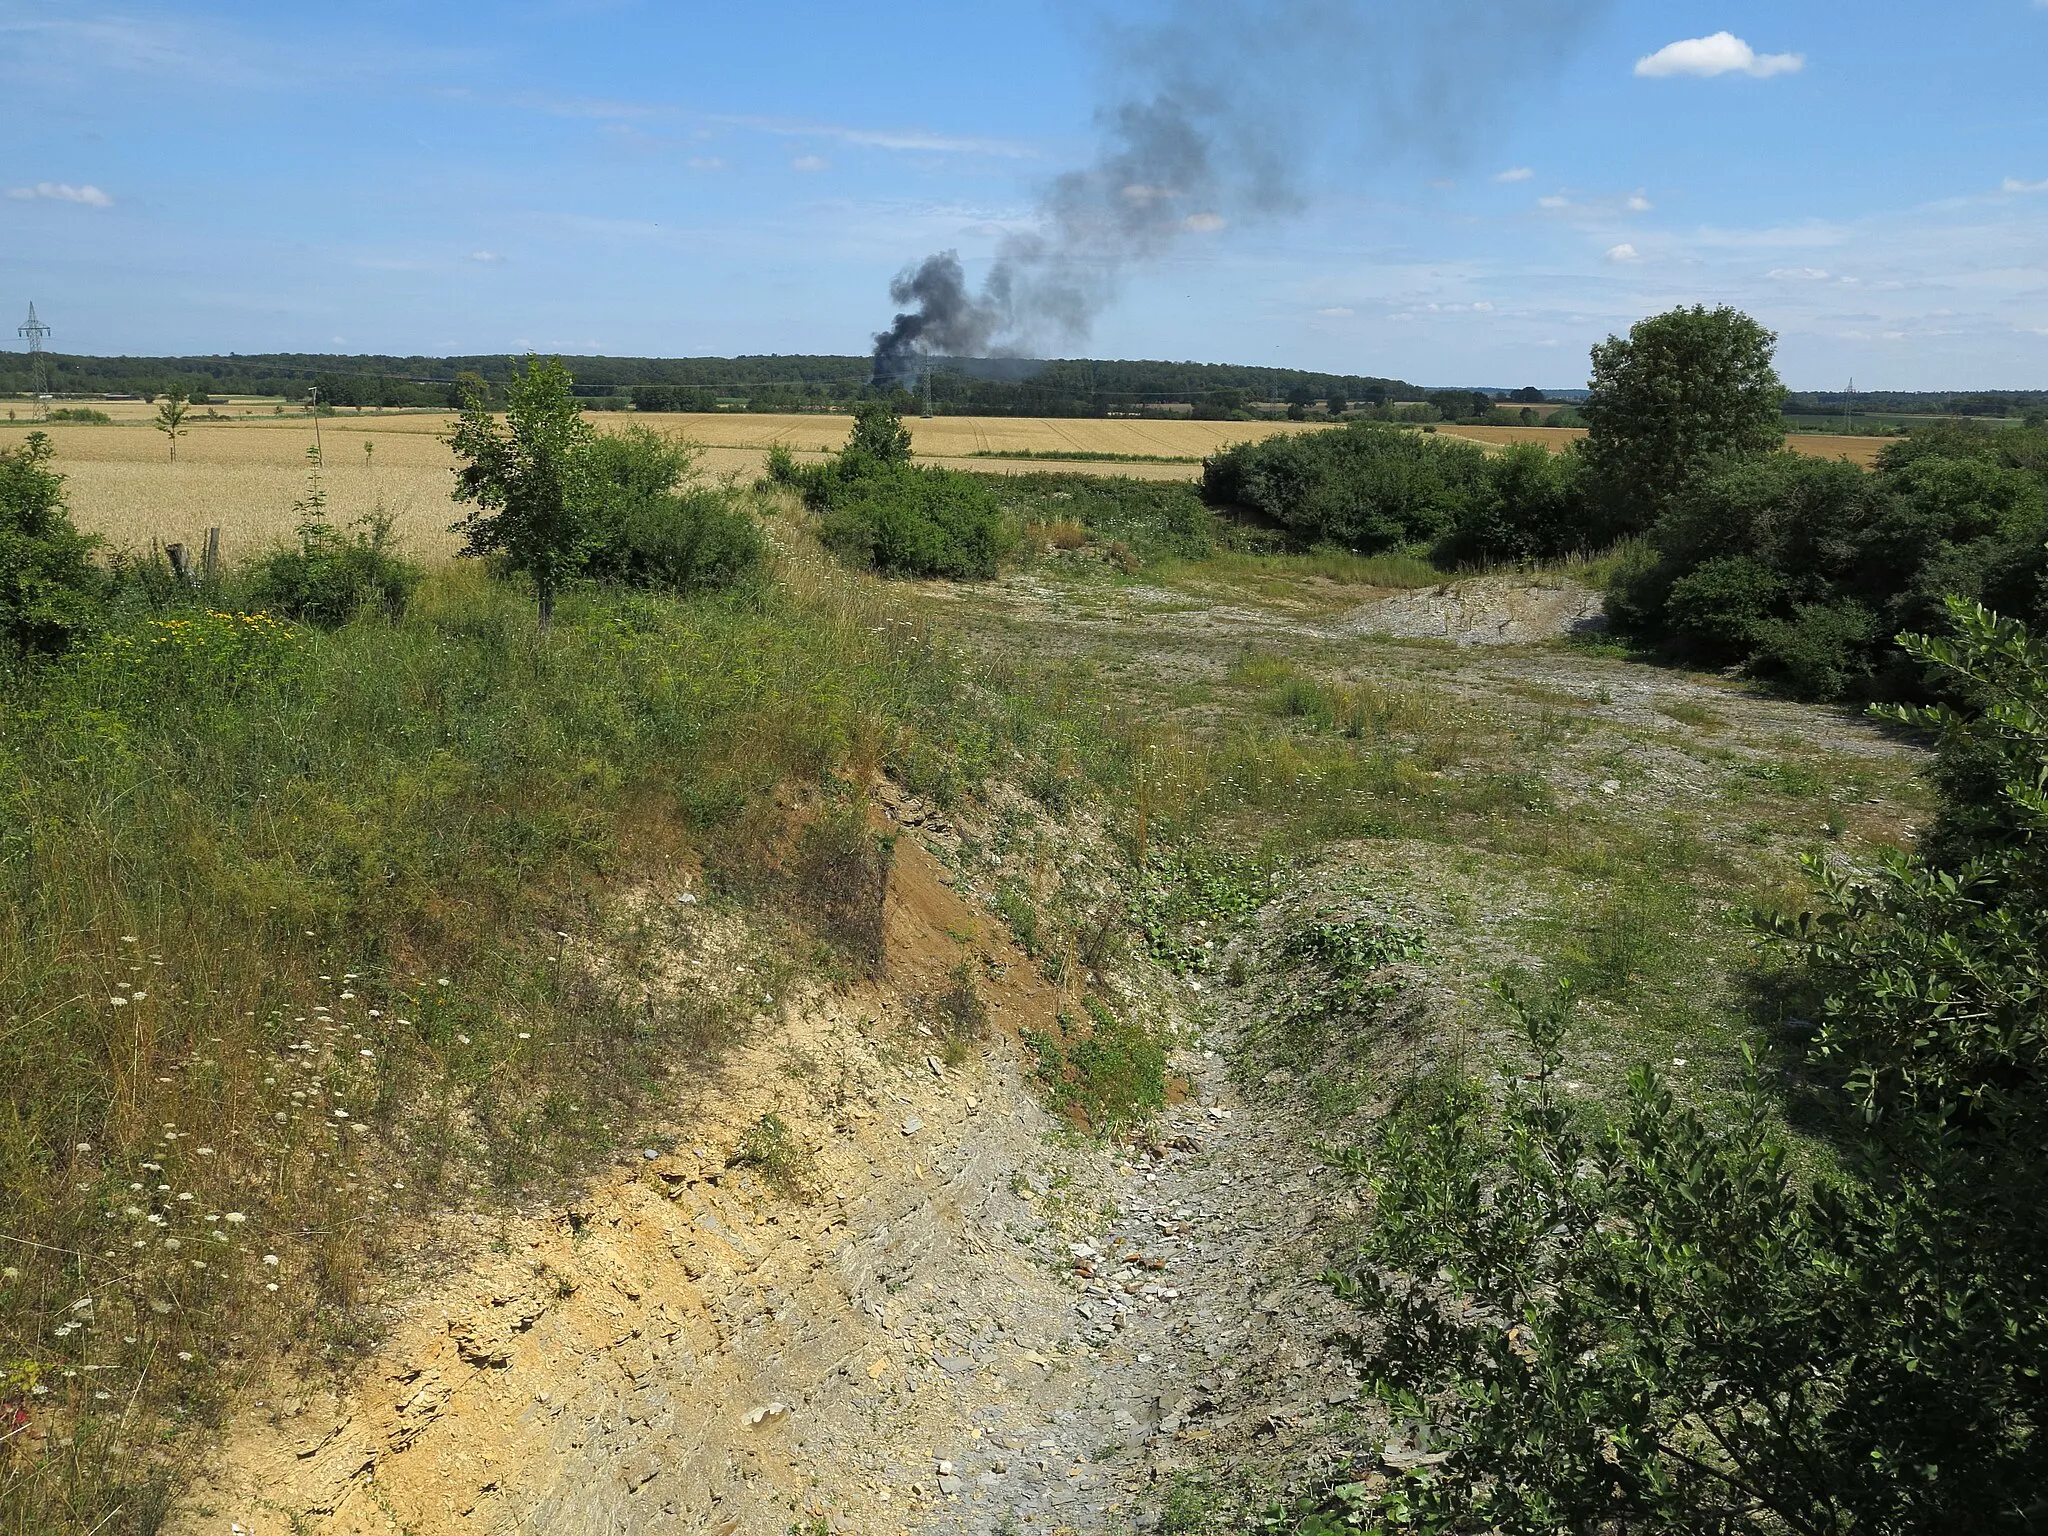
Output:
[[177, 815, 1355, 1536]]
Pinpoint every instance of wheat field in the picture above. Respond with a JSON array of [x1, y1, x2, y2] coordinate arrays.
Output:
[[0, 412, 1324, 562], [0, 408, 1889, 564]]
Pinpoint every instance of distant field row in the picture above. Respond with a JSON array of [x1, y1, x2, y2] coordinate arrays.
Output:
[[0, 411, 1888, 561]]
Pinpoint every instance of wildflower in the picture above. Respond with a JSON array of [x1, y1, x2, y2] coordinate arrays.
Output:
[[224, 1212, 246, 1224], [195, 1146, 213, 1156], [340, 991, 355, 1000], [265, 1282, 279, 1293], [358, 1049, 373, 1059], [2, 1268, 18, 1282], [163, 1238, 181, 1250], [110, 997, 128, 1008], [132, 991, 147, 1001], [177, 1351, 193, 1363], [262, 1254, 278, 1266], [76, 1142, 92, 1153]]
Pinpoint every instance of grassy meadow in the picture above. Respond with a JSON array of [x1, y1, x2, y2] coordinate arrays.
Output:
[[0, 412, 1944, 1532]]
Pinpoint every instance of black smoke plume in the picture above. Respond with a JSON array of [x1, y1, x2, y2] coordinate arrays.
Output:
[[872, 0, 1603, 384]]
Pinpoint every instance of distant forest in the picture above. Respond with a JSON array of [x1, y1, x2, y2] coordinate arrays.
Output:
[[0, 351, 1424, 418], [5, 349, 2042, 423]]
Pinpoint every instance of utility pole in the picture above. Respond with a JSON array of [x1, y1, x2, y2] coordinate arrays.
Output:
[[17, 303, 52, 422], [921, 362, 934, 419], [1844, 377, 1855, 435]]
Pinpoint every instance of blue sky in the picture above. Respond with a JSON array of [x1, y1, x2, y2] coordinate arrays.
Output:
[[3, 1, 2046, 388]]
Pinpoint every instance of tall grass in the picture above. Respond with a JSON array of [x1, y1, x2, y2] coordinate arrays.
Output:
[[0, 560, 993, 1532]]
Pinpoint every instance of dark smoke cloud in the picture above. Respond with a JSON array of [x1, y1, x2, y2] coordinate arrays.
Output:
[[872, 0, 1603, 384]]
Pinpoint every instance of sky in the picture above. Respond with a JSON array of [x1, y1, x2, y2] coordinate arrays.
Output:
[[3, 1, 2046, 389]]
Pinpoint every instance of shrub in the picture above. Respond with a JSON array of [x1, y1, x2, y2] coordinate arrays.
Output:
[[580, 424, 769, 595], [1204, 422, 1489, 552], [247, 510, 423, 625], [0, 431, 105, 658], [818, 464, 1007, 577], [1322, 597, 2048, 1533], [1439, 441, 1589, 565]]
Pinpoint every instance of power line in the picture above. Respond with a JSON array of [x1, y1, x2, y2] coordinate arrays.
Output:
[[17, 303, 51, 422]]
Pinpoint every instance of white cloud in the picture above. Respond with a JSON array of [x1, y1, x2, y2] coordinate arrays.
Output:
[[1768, 266, 1830, 280], [7, 180, 112, 207], [790, 155, 828, 172], [717, 113, 1033, 158], [1183, 212, 1227, 232], [1495, 166, 1533, 183], [1606, 243, 1641, 263], [1626, 192, 1654, 212], [1538, 194, 1570, 209], [470, 251, 504, 264], [1635, 32, 1804, 79], [1316, 306, 1355, 318], [687, 156, 725, 171], [2003, 176, 2048, 193]]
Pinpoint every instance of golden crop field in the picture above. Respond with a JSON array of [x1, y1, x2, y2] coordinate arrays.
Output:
[[1, 407, 1892, 565], [0, 411, 1325, 563]]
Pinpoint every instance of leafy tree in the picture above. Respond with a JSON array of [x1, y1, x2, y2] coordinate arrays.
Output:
[[155, 385, 190, 464], [0, 432, 103, 657], [448, 356, 595, 630], [1581, 305, 1786, 535], [1327, 390, 1349, 417], [846, 397, 913, 467], [1325, 597, 2048, 1533]]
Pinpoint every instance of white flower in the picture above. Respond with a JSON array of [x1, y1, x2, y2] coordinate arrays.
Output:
[[358, 1049, 373, 1059], [163, 1238, 181, 1250], [224, 1212, 246, 1224], [131, 991, 146, 1001], [177, 1351, 193, 1362], [75, 1142, 92, 1153], [339, 991, 355, 1000], [265, 1282, 279, 1293], [110, 997, 128, 1008], [262, 1254, 279, 1266]]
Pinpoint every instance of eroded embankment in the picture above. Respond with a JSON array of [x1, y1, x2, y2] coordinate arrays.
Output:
[[175, 805, 1354, 1536]]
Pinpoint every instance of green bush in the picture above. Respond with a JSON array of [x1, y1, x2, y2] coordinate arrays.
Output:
[[0, 431, 105, 657], [1321, 597, 2048, 1533], [1205, 423, 1596, 562], [1611, 438, 2048, 700], [799, 402, 1009, 579], [579, 424, 769, 595], [1440, 441, 1588, 565], [247, 510, 423, 625], [1204, 422, 1489, 553], [818, 462, 1008, 578]]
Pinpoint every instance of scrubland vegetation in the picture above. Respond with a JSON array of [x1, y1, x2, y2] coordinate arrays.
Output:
[[3, 307, 2045, 1532]]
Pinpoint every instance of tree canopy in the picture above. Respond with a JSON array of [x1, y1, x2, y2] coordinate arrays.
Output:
[[1581, 304, 1787, 534]]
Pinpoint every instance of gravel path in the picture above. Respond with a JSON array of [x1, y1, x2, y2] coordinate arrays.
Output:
[[910, 1016, 1354, 1536]]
